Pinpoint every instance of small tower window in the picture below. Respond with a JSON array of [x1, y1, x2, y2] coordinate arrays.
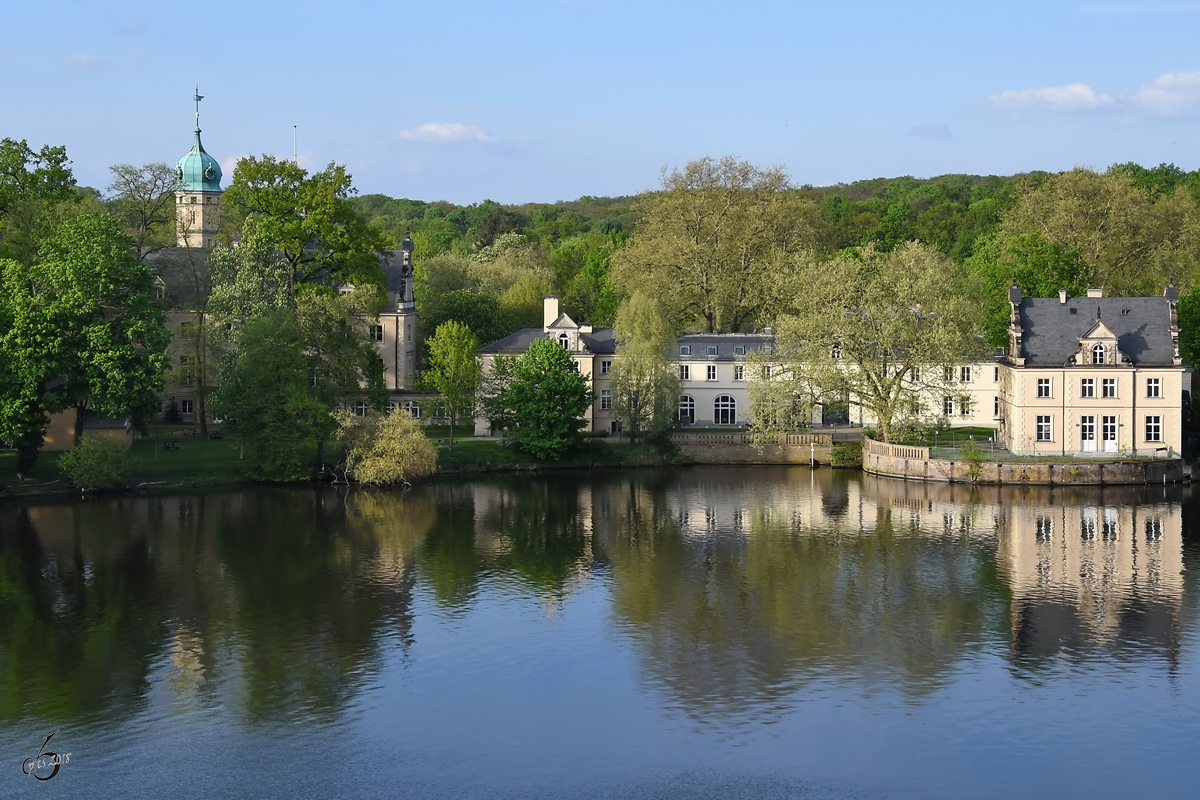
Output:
[[1092, 344, 1105, 364]]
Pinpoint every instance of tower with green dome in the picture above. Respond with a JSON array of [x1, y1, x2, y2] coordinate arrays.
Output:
[[175, 88, 222, 248]]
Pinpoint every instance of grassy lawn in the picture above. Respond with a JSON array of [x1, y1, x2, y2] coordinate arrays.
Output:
[[2, 432, 681, 494], [1, 435, 254, 493], [436, 438, 684, 472]]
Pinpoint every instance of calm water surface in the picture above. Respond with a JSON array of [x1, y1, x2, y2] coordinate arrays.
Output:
[[1, 467, 1198, 798]]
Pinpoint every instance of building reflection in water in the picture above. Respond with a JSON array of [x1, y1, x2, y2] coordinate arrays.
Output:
[[0, 470, 1188, 729]]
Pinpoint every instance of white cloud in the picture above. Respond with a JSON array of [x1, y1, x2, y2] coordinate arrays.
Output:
[[989, 83, 1117, 113], [400, 123, 497, 143], [990, 71, 1200, 118], [906, 122, 952, 140], [1131, 71, 1200, 115]]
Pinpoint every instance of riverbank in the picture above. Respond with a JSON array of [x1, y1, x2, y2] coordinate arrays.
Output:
[[0, 435, 689, 498], [862, 435, 1186, 485]]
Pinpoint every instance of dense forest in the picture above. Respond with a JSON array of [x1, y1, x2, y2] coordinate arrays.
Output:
[[348, 162, 1200, 352]]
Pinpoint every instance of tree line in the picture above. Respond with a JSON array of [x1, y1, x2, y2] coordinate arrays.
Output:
[[7, 129, 1200, 480]]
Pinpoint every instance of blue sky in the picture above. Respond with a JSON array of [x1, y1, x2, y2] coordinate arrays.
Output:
[[4, 1, 1200, 203]]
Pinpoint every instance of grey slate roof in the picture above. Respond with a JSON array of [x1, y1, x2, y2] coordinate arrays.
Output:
[[676, 333, 774, 361], [480, 327, 617, 355], [1019, 296, 1175, 367]]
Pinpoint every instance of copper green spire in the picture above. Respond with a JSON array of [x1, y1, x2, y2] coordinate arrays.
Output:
[[175, 87, 222, 192]]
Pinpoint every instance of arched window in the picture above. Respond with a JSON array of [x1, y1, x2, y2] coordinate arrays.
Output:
[[678, 394, 695, 424], [353, 400, 368, 417], [831, 344, 842, 360], [558, 332, 570, 350], [714, 395, 737, 425], [405, 401, 421, 419], [1092, 343, 1105, 364]]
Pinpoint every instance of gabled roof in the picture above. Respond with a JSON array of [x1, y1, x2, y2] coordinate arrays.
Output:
[[1019, 296, 1175, 367], [480, 327, 616, 355], [1079, 319, 1118, 341], [547, 312, 579, 329]]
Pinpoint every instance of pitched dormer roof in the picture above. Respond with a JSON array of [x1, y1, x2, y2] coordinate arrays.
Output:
[[547, 312, 579, 330]]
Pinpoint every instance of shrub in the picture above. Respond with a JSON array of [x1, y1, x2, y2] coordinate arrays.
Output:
[[830, 442, 862, 466], [57, 437, 133, 489], [334, 408, 438, 485], [959, 438, 987, 481]]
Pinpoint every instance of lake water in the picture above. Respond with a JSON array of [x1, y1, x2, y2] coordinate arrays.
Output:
[[1, 467, 1198, 798]]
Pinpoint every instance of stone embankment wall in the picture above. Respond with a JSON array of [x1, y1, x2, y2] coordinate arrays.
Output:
[[862, 436, 1183, 485], [671, 433, 833, 465]]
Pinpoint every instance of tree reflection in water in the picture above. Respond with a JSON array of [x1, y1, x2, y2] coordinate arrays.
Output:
[[602, 469, 1000, 718], [0, 488, 435, 726], [0, 469, 1189, 734]]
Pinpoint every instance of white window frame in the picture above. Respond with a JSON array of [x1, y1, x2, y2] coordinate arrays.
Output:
[[679, 345, 691, 356], [1147, 378, 1161, 398], [369, 324, 384, 342], [600, 389, 611, 410], [714, 395, 737, 425], [601, 360, 612, 375], [1102, 378, 1116, 398], [706, 365, 717, 381], [960, 366, 972, 383], [734, 346, 746, 356], [678, 394, 695, 423], [1092, 343, 1106, 364], [679, 364, 690, 380], [1145, 415, 1162, 442], [733, 365, 745, 381], [706, 345, 718, 356], [353, 400, 368, 417], [1037, 378, 1052, 398], [1080, 378, 1094, 398], [943, 397, 954, 416], [181, 399, 194, 415], [1036, 415, 1052, 442]]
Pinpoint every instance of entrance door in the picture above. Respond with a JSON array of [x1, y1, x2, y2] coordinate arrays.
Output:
[[821, 397, 849, 426], [1080, 416, 1096, 452], [1102, 416, 1118, 453]]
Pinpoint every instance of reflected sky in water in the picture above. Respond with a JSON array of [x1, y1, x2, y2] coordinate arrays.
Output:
[[1, 468, 1198, 798]]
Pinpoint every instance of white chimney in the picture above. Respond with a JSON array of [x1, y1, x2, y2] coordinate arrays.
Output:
[[1087, 287, 1103, 298], [543, 296, 560, 330], [1059, 289, 1068, 304]]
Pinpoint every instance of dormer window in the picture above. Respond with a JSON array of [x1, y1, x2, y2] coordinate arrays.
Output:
[[1092, 344, 1105, 364], [558, 333, 570, 350]]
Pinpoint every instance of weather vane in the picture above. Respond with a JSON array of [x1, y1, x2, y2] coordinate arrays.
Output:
[[193, 85, 204, 130]]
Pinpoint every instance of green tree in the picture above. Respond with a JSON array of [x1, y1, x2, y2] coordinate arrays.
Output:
[[424, 321, 480, 446], [611, 156, 820, 332], [214, 311, 330, 481], [608, 292, 680, 442], [774, 242, 982, 443], [332, 407, 437, 485], [478, 354, 518, 433], [505, 338, 592, 459], [221, 156, 387, 296], [1178, 284, 1200, 367], [0, 214, 169, 475], [420, 289, 517, 349], [106, 162, 178, 261], [0, 138, 77, 265], [997, 168, 1200, 295], [746, 352, 814, 447], [965, 232, 1089, 347]]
